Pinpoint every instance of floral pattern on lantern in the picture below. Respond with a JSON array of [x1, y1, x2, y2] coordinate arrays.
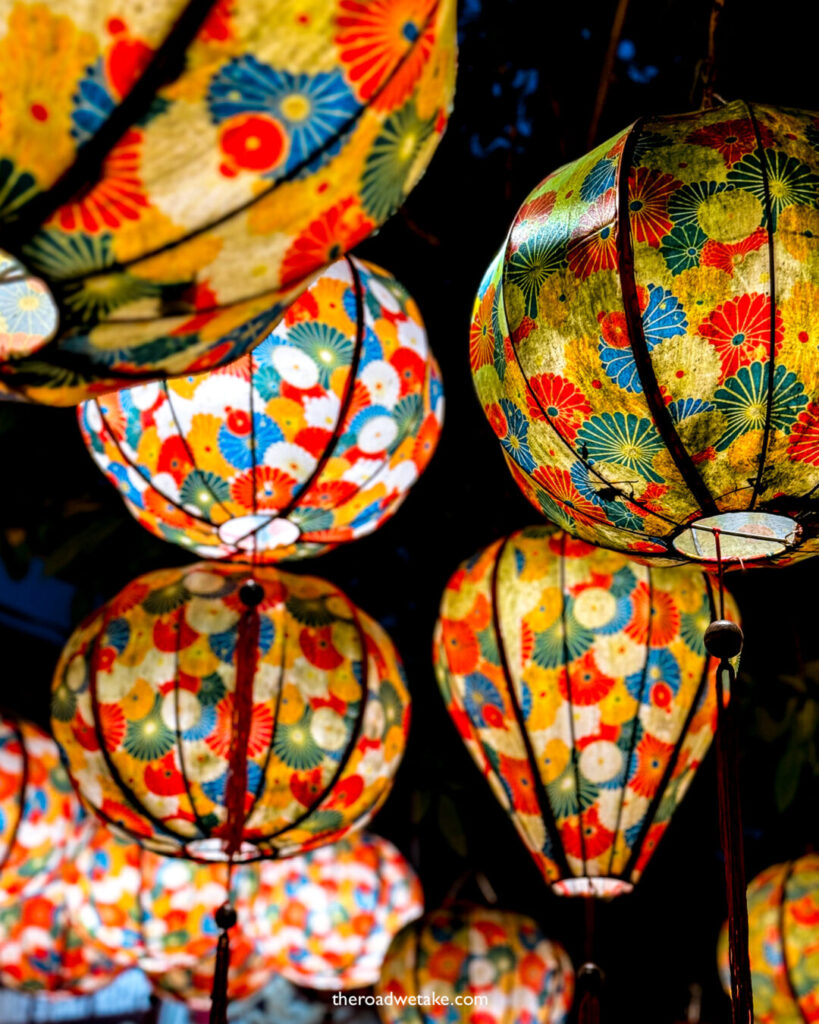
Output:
[[258, 830, 423, 989], [375, 904, 574, 1024], [51, 562, 410, 861], [0, 0, 456, 405], [473, 102, 819, 568], [0, 715, 86, 903], [718, 854, 819, 1023], [433, 525, 739, 895], [77, 257, 443, 562]]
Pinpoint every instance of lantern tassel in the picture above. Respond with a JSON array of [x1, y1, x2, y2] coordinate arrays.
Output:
[[715, 658, 754, 1024], [210, 901, 238, 1024], [577, 962, 603, 1024]]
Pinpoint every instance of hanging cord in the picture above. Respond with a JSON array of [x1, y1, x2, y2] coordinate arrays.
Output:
[[704, 530, 753, 1024], [693, 0, 727, 109], [577, 898, 604, 1024], [586, 0, 631, 149], [210, 860, 238, 1024]]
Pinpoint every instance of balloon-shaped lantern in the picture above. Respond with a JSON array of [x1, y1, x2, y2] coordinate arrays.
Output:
[[78, 256, 443, 562], [433, 526, 738, 896], [472, 101, 819, 569], [52, 562, 410, 862], [0, 0, 456, 404], [0, 867, 128, 996], [0, 714, 86, 903], [258, 830, 423, 989], [376, 904, 574, 1024], [718, 854, 819, 1023]]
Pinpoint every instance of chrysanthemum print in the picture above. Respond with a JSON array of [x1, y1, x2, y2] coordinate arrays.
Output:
[[433, 525, 740, 894], [0, 0, 456, 404], [472, 102, 819, 568], [78, 257, 443, 562]]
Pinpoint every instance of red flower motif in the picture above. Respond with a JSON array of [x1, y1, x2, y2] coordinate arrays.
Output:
[[532, 466, 604, 526], [157, 436, 194, 484], [144, 752, 187, 796], [300, 626, 345, 670], [440, 619, 479, 674], [201, 0, 235, 41], [701, 227, 767, 276], [627, 167, 679, 246], [54, 129, 148, 232], [632, 822, 666, 876], [230, 466, 296, 511], [301, 479, 358, 509], [485, 402, 508, 439], [567, 191, 617, 278], [391, 347, 427, 395], [290, 767, 324, 806], [325, 774, 364, 809], [335, 0, 437, 109], [98, 702, 126, 748], [207, 699, 273, 758], [219, 114, 286, 175], [560, 805, 614, 859], [152, 616, 197, 653], [631, 734, 676, 798], [280, 198, 375, 286], [559, 651, 615, 705], [105, 22, 154, 98], [498, 753, 540, 815], [526, 373, 592, 440], [789, 402, 819, 466], [686, 117, 771, 166], [412, 412, 440, 471], [698, 292, 783, 376], [518, 189, 557, 224], [597, 309, 630, 348], [625, 583, 680, 646]]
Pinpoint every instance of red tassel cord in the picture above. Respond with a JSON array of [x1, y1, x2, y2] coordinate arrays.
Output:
[[577, 898, 603, 1024], [209, 901, 237, 1024]]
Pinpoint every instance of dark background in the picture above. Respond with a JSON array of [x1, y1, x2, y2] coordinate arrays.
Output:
[[2, 2, 819, 1021]]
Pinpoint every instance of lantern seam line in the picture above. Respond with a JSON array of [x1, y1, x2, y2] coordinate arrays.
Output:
[[778, 859, 807, 1023], [558, 530, 588, 879], [172, 602, 212, 838], [489, 535, 571, 879], [38, 4, 446, 288], [605, 568, 654, 879], [614, 116, 719, 518], [0, 715, 27, 876], [0, 0, 222, 249], [746, 101, 779, 511]]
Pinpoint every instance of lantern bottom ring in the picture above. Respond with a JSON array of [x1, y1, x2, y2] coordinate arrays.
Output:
[[551, 877, 633, 898], [671, 512, 798, 563], [217, 514, 301, 551]]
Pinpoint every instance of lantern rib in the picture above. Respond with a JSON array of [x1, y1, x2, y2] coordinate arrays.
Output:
[[557, 531, 588, 880], [0, 716, 27, 875], [746, 102, 780, 511], [778, 859, 808, 1023], [171, 603, 212, 838], [251, 602, 372, 849], [87, 607, 197, 846], [0, 0, 221, 249], [605, 569, 654, 879], [41, 5, 445, 289], [489, 538, 572, 878], [614, 117, 719, 518]]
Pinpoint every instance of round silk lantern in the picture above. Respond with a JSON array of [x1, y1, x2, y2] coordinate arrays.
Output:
[[0, 867, 127, 996], [0, 0, 456, 405], [473, 101, 819, 569], [375, 904, 574, 1024], [77, 256, 443, 562], [258, 830, 423, 989], [718, 854, 819, 1023], [51, 562, 410, 863], [433, 525, 739, 897], [0, 714, 86, 903]]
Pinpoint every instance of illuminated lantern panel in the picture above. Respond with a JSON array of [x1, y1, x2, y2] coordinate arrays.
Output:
[[434, 525, 739, 896], [473, 102, 819, 569], [0, 0, 456, 404], [718, 854, 819, 1023], [0, 715, 86, 904], [51, 562, 410, 861], [376, 905, 574, 1024], [78, 257, 443, 562]]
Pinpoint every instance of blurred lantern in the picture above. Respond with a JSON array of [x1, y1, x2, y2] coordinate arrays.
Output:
[[472, 102, 819, 571], [433, 525, 737, 896], [718, 855, 819, 1023], [78, 256, 443, 562], [0, 714, 86, 903], [52, 562, 410, 861], [376, 904, 574, 1024], [0, 0, 456, 404], [0, 866, 128, 996], [258, 830, 423, 989]]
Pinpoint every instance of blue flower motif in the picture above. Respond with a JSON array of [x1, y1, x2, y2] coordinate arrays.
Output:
[[641, 284, 688, 346], [208, 57, 358, 178], [182, 705, 217, 742], [626, 649, 681, 700], [217, 412, 284, 469], [202, 761, 263, 805], [668, 397, 714, 423], [576, 412, 664, 484], [105, 617, 130, 654], [107, 463, 143, 507], [71, 59, 116, 143], [713, 361, 807, 451], [660, 223, 707, 275], [599, 343, 642, 392], [498, 398, 536, 471], [463, 672, 504, 723], [580, 157, 616, 202]]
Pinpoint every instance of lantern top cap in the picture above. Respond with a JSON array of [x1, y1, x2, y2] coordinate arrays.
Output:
[[672, 512, 800, 562]]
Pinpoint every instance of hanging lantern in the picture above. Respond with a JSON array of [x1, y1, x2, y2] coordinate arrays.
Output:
[[0, 0, 456, 405], [472, 101, 819, 569], [0, 714, 86, 903], [718, 855, 819, 1023], [376, 904, 575, 1024], [258, 830, 423, 989], [51, 561, 411, 862], [0, 867, 128, 996], [77, 256, 443, 562], [433, 525, 739, 896]]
